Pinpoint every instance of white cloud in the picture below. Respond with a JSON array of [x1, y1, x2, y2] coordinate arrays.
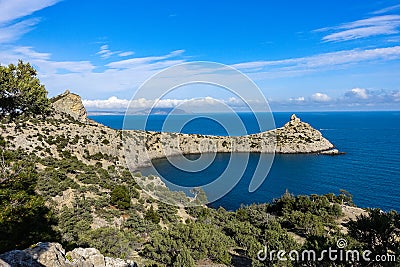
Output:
[[348, 88, 369, 99], [311, 93, 331, 102], [0, 0, 60, 43], [118, 51, 134, 57], [83, 96, 130, 109], [232, 46, 400, 78], [0, 18, 40, 43], [12, 46, 50, 60], [0, 0, 60, 24], [97, 45, 114, 59], [371, 4, 400, 15], [316, 15, 400, 42], [82, 89, 400, 111], [289, 96, 305, 101], [322, 25, 398, 42], [0, 45, 188, 98], [393, 91, 400, 99], [107, 50, 185, 69], [82, 96, 265, 113], [83, 96, 232, 110], [96, 44, 135, 59]]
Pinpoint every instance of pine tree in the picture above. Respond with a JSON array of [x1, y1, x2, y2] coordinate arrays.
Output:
[[173, 247, 195, 267], [0, 60, 51, 118]]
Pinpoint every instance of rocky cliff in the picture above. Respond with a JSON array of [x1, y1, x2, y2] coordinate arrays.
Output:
[[51, 90, 87, 122]]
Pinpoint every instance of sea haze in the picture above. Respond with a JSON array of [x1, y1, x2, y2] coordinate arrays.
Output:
[[89, 112, 400, 211]]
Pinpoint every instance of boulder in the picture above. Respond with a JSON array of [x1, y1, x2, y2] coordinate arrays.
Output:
[[0, 243, 66, 267], [0, 243, 136, 267]]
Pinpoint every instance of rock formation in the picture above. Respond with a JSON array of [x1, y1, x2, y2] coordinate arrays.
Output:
[[51, 90, 87, 122], [0, 242, 136, 267]]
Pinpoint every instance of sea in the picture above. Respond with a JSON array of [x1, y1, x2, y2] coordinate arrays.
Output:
[[89, 111, 400, 211]]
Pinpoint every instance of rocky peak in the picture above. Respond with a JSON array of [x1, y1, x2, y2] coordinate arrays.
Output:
[[52, 90, 87, 122], [290, 114, 300, 123]]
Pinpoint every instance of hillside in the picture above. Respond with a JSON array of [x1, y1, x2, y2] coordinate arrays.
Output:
[[0, 91, 398, 267]]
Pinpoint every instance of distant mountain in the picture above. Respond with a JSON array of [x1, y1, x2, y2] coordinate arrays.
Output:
[[132, 107, 189, 115]]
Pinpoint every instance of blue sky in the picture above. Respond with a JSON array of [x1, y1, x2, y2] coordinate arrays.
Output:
[[1, 0, 400, 111]]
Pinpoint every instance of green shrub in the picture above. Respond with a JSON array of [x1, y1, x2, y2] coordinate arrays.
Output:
[[145, 206, 160, 224], [110, 185, 131, 210]]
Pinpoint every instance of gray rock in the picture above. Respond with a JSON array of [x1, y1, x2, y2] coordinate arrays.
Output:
[[0, 243, 66, 267], [67, 247, 105, 267], [104, 257, 135, 267], [0, 243, 136, 267]]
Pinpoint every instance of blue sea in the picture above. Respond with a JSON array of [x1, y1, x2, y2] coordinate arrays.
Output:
[[89, 112, 400, 211]]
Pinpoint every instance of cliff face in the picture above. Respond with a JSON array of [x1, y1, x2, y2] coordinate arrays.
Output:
[[51, 90, 87, 122], [1, 92, 339, 171]]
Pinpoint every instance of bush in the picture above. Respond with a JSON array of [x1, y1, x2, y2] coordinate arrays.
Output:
[[0, 149, 59, 252], [144, 206, 160, 224], [110, 185, 131, 210], [143, 222, 233, 265], [79, 227, 139, 258]]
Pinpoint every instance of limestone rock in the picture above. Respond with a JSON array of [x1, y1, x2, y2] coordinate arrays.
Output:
[[105, 257, 136, 267], [0, 243, 67, 267], [290, 113, 300, 123], [0, 243, 136, 267], [67, 247, 105, 267], [52, 90, 87, 122]]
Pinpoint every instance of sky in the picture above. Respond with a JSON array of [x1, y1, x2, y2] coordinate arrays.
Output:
[[0, 0, 400, 111]]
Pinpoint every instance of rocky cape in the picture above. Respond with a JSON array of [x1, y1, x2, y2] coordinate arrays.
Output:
[[1, 90, 341, 171]]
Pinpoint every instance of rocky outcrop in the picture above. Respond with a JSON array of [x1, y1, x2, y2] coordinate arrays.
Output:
[[0, 242, 136, 267], [52, 90, 87, 122], [268, 114, 335, 153]]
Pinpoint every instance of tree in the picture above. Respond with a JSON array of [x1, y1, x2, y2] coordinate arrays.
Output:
[[0, 60, 51, 118], [0, 148, 59, 252], [348, 209, 399, 259], [338, 189, 353, 205], [110, 185, 131, 210], [145, 206, 160, 224], [173, 247, 195, 267]]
